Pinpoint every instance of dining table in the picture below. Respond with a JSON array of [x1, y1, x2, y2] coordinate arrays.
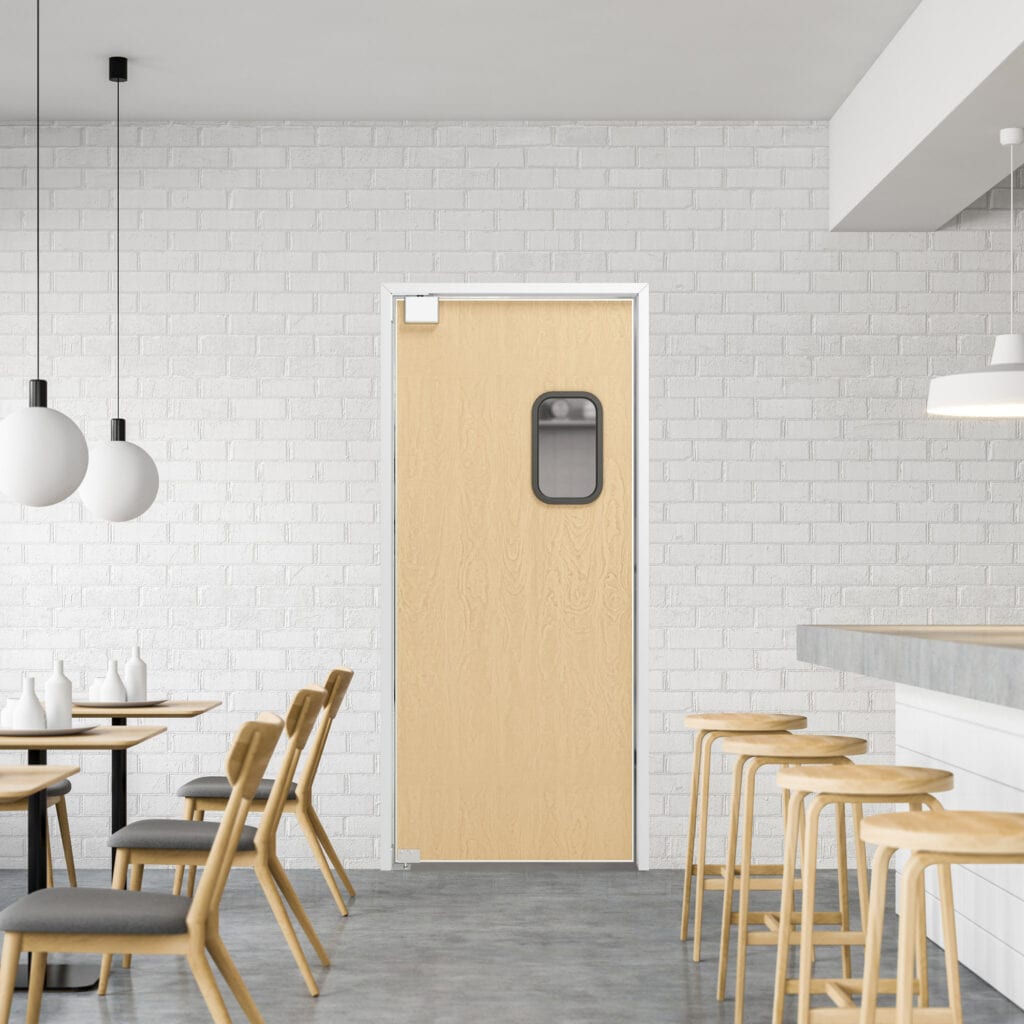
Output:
[[0, 728, 165, 990]]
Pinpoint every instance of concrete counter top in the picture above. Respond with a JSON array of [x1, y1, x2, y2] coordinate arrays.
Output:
[[796, 625, 1024, 712]]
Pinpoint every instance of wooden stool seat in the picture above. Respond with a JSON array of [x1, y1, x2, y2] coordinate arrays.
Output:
[[684, 712, 807, 733], [862, 810, 1024, 855], [722, 733, 867, 759], [777, 764, 954, 798]]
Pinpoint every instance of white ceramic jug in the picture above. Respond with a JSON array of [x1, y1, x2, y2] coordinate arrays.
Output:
[[12, 677, 46, 730], [100, 660, 127, 703], [45, 659, 73, 729], [124, 646, 147, 701]]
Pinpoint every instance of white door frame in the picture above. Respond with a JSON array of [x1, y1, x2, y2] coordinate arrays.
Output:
[[379, 283, 650, 870]]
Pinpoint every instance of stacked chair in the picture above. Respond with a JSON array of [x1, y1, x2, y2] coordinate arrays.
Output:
[[679, 708, 1022, 1024]]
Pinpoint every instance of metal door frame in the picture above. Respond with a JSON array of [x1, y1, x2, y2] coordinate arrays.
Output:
[[380, 283, 650, 870]]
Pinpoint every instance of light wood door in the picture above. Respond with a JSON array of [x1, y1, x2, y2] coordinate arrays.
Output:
[[395, 299, 634, 861]]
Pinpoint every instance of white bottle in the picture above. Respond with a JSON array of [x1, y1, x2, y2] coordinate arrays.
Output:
[[100, 660, 127, 703], [13, 677, 46, 730], [45, 659, 73, 730], [124, 646, 147, 701]]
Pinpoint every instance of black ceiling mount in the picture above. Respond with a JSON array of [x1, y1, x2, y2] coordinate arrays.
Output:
[[108, 56, 127, 83]]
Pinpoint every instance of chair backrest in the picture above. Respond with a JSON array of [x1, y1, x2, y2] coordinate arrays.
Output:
[[255, 688, 325, 853], [296, 667, 354, 802], [188, 714, 283, 932]]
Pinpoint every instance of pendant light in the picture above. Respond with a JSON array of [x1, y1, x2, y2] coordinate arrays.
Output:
[[0, 0, 89, 506], [928, 127, 1024, 416], [79, 57, 159, 522]]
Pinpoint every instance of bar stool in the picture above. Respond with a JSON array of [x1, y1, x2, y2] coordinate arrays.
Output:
[[681, 711, 808, 959], [770, 764, 954, 1024], [857, 810, 1024, 1024], [717, 731, 868, 1024]]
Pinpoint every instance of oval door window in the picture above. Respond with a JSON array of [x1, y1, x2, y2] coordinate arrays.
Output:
[[532, 392, 603, 504]]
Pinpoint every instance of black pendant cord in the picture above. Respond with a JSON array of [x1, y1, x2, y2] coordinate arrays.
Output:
[[116, 75, 120, 420], [35, 0, 40, 381]]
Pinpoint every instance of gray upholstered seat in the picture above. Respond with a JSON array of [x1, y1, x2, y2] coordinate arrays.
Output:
[[177, 774, 295, 802], [0, 887, 190, 935], [46, 779, 72, 798], [109, 819, 257, 852]]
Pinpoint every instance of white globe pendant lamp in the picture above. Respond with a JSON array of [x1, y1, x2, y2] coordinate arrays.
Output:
[[928, 127, 1024, 416], [0, 0, 88, 507], [79, 57, 159, 523]]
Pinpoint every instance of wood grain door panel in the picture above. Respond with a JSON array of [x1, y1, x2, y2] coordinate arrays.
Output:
[[395, 299, 634, 861]]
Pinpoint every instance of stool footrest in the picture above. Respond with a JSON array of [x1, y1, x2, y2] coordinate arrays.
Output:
[[808, 1009, 954, 1024]]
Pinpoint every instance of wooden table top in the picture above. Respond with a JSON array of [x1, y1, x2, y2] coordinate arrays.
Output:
[[0, 726, 166, 751], [0, 765, 79, 801], [72, 699, 221, 720]]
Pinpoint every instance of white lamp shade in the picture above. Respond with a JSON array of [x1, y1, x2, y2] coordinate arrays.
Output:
[[0, 405, 89, 506], [79, 438, 159, 521], [927, 333, 1024, 417]]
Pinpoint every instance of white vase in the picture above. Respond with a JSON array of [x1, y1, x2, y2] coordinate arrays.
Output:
[[45, 659, 73, 730], [12, 678, 46, 730], [124, 646, 147, 701], [100, 660, 127, 703]]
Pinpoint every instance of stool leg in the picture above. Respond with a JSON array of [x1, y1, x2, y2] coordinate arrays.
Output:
[[896, 854, 926, 1024], [733, 756, 762, 1024], [852, 803, 869, 932], [836, 800, 852, 979], [772, 788, 804, 1024], [937, 861, 962, 1024], [860, 845, 896, 1024], [717, 753, 748, 1000], [694, 730, 719, 961], [909, 801, 929, 1008], [681, 729, 706, 941], [797, 793, 826, 1024]]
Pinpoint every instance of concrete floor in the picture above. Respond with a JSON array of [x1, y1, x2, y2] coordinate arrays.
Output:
[[0, 866, 1020, 1023]]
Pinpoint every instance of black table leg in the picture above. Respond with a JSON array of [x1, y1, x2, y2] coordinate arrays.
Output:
[[110, 716, 127, 872], [18, 750, 99, 991]]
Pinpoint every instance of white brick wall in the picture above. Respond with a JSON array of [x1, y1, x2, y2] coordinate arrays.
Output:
[[0, 120, 1021, 870]]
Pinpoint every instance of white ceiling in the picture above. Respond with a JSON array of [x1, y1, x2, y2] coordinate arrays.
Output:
[[0, 0, 921, 122]]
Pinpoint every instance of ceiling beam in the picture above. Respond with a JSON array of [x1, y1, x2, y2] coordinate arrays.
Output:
[[829, 0, 1024, 231]]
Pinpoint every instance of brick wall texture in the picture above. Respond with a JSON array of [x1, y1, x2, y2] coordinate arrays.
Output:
[[0, 121, 1021, 870]]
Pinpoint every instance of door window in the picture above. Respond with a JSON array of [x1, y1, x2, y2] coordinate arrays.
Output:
[[532, 392, 603, 504]]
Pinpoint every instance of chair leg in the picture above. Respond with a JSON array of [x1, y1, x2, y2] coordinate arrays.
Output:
[[98, 949, 113, 996], [909, 802, 929, 1008], [54, 796, 77, 887], [0, 934, 22, 1024], [207, 932, 265, 1024], [835, 800, 852, 979], [681, 729, 705, 941], [937, 862, 963, 1024], [308, 806, 356, 899], [100, 848, 131, 990], [122, 862, 145, 969], [45, 824, 53, 889], [269, 856, 330, 966], [187, 947, 233, 1024], [26, 952, 46, 1024], [174, 799, 197, 896], [693, 730, 717, 961], [186, 809, 205, 899], [255, 863, 320, 996], [796, 796, 824, 1024], [296, 807, 347, 917]]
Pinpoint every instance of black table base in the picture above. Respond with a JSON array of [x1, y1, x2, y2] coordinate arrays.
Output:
[[15, 962, 99, 991]]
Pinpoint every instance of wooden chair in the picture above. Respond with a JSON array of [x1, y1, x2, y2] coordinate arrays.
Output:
[[0, 715, 283, 1024], [103, 689, 328, 997], [0, 781, 77, 887], [680, 711, 807, 959], [175, 668, 355, 916]]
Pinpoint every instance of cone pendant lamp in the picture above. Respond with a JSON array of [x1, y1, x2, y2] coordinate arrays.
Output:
[[0, 0, 88, 506], [928, 127, 1024, 417], [79, 57, 159, 522]]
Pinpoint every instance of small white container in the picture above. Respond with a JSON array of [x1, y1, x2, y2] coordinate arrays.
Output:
[[100, 660, 127, 703], [124, 646, 147, 701], [45, 659, 73, 729], [12, 677, 46, 730]]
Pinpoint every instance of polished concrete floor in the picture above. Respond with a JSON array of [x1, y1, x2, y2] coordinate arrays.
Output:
[[0, 866, 1020, 1023]]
